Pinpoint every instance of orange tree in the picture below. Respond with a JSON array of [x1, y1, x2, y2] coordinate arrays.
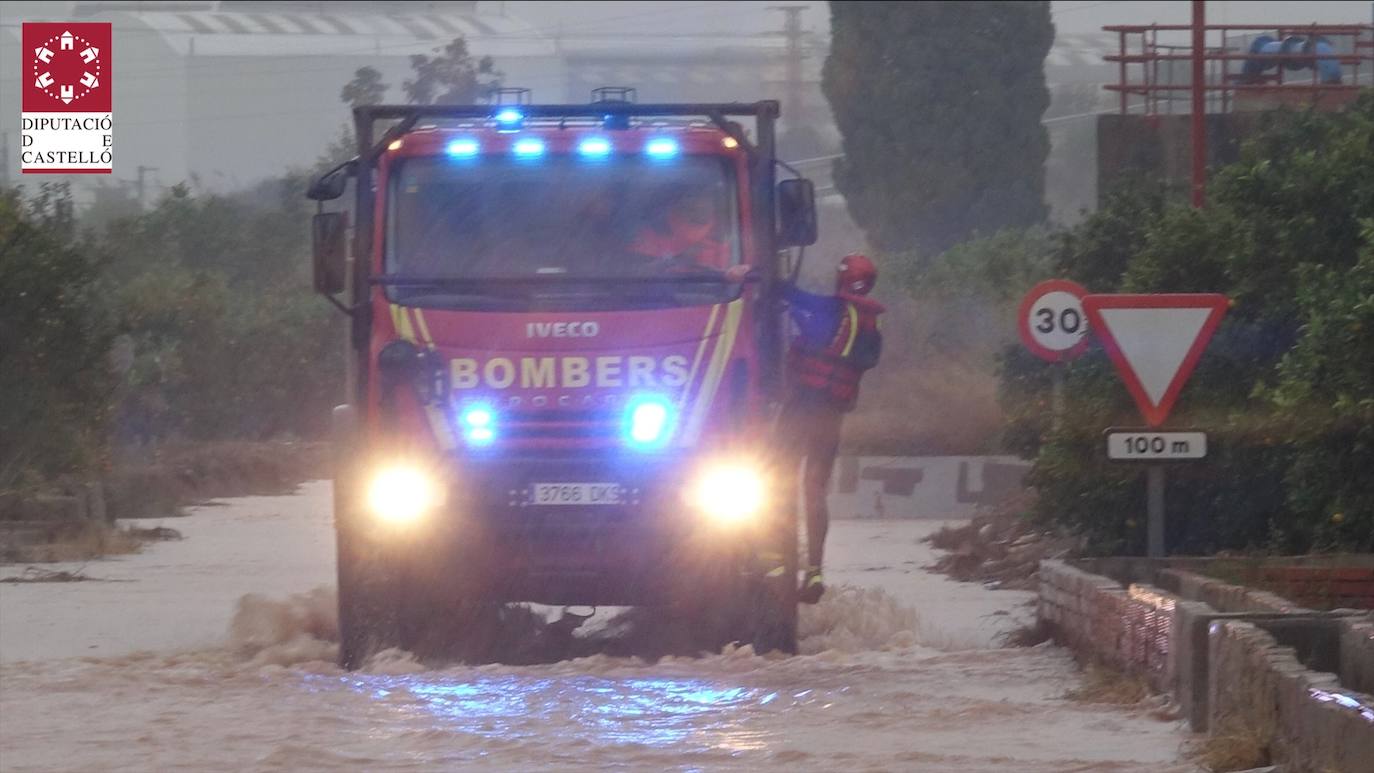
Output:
[[1001, 95, 1374, 555]]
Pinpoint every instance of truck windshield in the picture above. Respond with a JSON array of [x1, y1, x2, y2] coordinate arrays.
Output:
[[384, 153, 742, 311]]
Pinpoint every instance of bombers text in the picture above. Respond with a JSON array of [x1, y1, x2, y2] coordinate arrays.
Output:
[[451, 355, 689, 390]]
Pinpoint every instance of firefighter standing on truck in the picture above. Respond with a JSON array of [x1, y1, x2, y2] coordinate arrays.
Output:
[[778, 254, 884, 604]]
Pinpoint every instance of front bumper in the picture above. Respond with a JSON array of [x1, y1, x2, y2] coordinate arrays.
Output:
[[370, 452, 762, 606]]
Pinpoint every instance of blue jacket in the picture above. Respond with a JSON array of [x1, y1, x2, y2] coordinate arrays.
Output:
[[785, 284, 847, 349]]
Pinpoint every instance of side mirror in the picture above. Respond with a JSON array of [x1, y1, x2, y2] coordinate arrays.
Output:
[[777, 178, 818, 248], [312, 212, 348, 295], [307, 160, 354, 202]]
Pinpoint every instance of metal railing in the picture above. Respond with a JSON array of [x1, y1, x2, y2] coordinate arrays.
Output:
[[1103, 23, 1373, 115]]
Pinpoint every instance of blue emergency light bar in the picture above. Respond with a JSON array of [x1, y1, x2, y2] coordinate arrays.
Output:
[[446, 139, 480, 157], [578, 137, 613, 158], [512, 138, 546, 157], [645, 138, 680, 158], [494, 108, 524, 129]]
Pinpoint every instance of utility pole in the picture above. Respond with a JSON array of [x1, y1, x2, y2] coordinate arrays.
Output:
[[768, 5, 810, 122], [136, 165, 158, 209], [1191, 0, 1206, 209]]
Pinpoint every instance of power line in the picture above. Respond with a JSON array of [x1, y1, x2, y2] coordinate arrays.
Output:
[[1042, 108, 1115, 124], [1052, 1, 1117, 16]]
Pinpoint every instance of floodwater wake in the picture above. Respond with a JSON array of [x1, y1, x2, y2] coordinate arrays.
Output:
[[218, 582, 928, 673]]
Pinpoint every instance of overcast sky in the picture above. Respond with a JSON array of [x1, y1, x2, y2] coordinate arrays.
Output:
[[503, 1, 1374, 39]]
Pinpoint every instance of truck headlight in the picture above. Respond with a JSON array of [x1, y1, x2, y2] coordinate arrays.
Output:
[[688, 462, 768, 526], [366, 465, 442, 525]]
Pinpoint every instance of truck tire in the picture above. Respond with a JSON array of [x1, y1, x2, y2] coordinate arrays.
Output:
[[337, 488, 502, 667], [335, 478, 402, 670], [332, 405, 404, 670], [748, 494, 799, 655], [391, 547, 501, 665]]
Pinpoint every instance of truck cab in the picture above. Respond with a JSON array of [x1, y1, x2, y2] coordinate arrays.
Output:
[[308, 93, 817, 668]]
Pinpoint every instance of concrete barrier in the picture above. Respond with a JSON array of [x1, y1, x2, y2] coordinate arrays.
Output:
[[1210, 619, 1374, 772], [828, 455, 1031, 519], [1037, 557, 1374, 770], [1039, 560, 1178, 692]]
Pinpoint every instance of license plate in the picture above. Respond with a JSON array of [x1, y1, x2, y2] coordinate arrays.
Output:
[[531, 483, 624, 506]]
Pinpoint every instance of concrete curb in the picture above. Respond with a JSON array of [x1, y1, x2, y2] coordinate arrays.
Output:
[[1038, 558, 1374, 772]]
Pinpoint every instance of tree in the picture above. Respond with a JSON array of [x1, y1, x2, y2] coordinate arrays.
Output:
[[0, 185, 115, 487], [403, 37, 501, 105], [822, 1, 1054, 259], [1001, 94, 1374, 555], [341, 66, 388, 108], [1271, 226, 1374, 552], [96, 179, 343, 445]]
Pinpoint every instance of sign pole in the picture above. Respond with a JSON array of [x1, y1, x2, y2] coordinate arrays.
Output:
[[1051, 363, 1065, 432], [1147, 465, 1165, 557]]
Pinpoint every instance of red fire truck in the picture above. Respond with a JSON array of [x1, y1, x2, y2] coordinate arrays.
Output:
[[307, 92, 817, 668]]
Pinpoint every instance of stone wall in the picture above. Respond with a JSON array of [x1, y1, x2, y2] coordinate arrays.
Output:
[[1210, 620, 1374, 772], [1038, 560, 1176, 691], [1038, 557, 1374, 770]]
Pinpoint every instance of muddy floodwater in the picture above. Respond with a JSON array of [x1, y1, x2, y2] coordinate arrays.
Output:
[[0, 481, 1199, 771]]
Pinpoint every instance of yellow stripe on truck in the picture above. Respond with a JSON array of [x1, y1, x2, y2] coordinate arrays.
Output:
[[679, 303, 722, 409], [682, 299, 743, 443], [413, 309, 435, 349]]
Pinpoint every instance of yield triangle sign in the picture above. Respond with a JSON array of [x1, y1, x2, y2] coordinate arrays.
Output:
[[1082, 294, 1228, 427]]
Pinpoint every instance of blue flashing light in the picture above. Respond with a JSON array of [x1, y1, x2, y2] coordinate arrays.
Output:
[[645, 138, 680, 159], [578, 137, 613, 158], [494, 108, 524, 126], [446, 139, 480, 158], [512, 138, 546, 158], [461, 405, 496, 446], [462, 406, 493, 428], [624, 394, 675, 450]]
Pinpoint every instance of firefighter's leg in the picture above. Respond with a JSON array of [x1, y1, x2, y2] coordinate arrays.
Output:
[[799, 408, 843, 603]]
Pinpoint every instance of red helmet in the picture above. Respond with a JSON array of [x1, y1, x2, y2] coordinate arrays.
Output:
[[837, 253, 877, 295]]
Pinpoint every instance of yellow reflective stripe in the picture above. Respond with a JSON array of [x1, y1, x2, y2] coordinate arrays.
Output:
[[390, 304, 417, 343], [679, 303, 722, 408], [840, 303, 860, 357], [413, 309, 435, 349], [683, 299, 743, 442]]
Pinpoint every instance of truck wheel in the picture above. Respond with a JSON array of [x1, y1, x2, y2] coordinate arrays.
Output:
[[677, 552, 753, 654], [748, 499, 800, 655], [335, 493, 402, 670], [332, 405, 403, 671], [392, 557, 501, 665], [749, 561, 798, 655]]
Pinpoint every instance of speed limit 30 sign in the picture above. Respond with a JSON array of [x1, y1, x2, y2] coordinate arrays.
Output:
[[1018, 279, 1090, 362]]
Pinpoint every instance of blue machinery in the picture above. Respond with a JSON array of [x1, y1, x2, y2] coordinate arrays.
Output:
[[1240, 35, 1343, 84]]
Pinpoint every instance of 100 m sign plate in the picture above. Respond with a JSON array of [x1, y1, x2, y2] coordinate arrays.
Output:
[[1106, 431, 1207, 460]]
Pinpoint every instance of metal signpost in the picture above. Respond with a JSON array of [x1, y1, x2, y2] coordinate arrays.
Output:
[[1082, 294, 1228, 557]]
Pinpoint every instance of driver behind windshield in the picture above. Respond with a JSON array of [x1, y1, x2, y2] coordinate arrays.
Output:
[[628, 185, 731, 273]]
